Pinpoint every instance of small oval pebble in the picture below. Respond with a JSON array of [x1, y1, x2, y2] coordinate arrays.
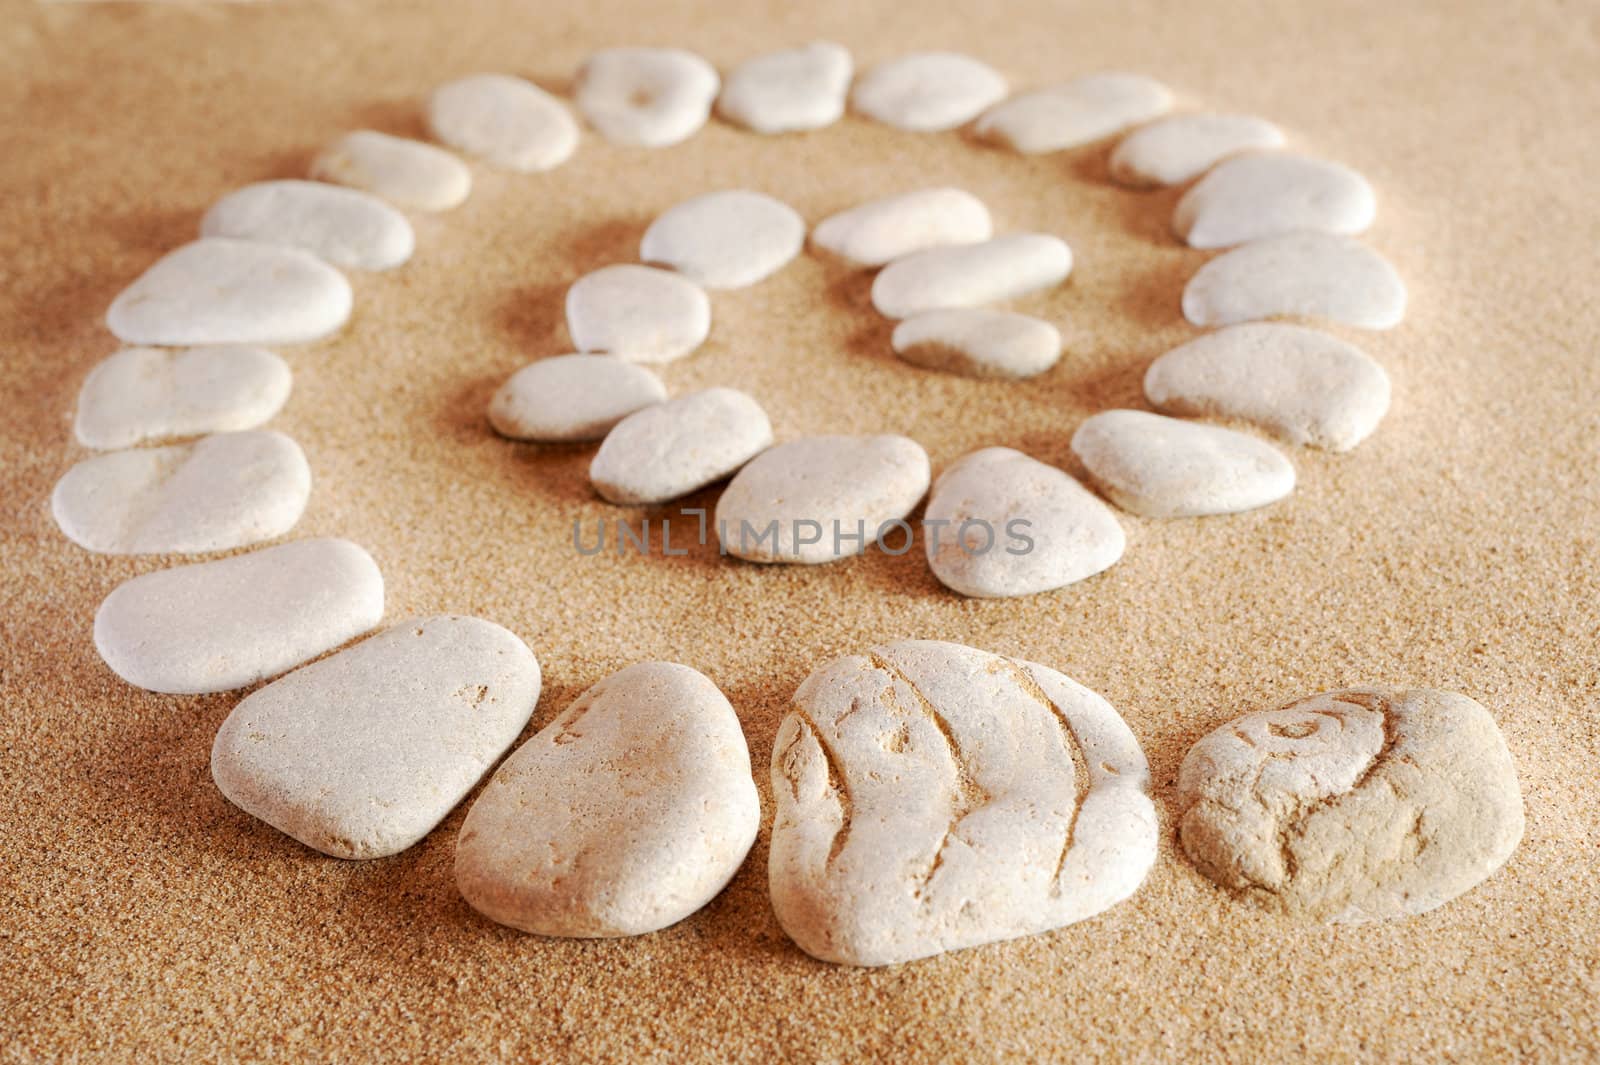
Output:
[[1182, 232, 1407, 330], [590, 387, 772, 505], [891, 308, 1061, 378], [211, 615, 541, 860], [93, 538, 383, 695], [811, 187, 992, 268], [1173, 153, 1376, 248], [715, 435, 930, 565], [565, 264, 711, 363], [199, 180, 414, 271], [74, 345, 291, 450], [640, 189, 805, 289], [975, 73, 1172, 154], [310, 129, 471, 211], [52, 430, 311, 555], [488, 354, 666, 442], [924, 447, 1124, 598], [769, 640, 1156, 966], [107, 239, 351, 347], [1071, 409, 1295, 518], [456, 662, 760, 937], [574, 47, 719, 148], [717, 41, 852, 134], [1177, 688, 1524, 922], [1110, 113, 1285, 188], [1144, 323, 1391, 451], [871, 234, 1072, 319], [426, 73, 579, 172], [851, 52, 1007, 132]]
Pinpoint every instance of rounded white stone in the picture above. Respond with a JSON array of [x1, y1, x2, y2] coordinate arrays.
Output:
[[640, 189, 805, 290], [1144, 323, 1391, 452], [1110, 113, 1285, 188], [488, 354, 667, 442], [74, 345, 291, 450], [456, 661, 760, 937], [717, 41, 852, 134], [93, 538, 384, 695], [974, 73, 1172, 155], [1173, 153, 1376, 249], [851, 52, 1007, 132], [714, 434, 930, 565], [871, 234, 1072, 319], [565, 264, 711, 364], [211, 615, 542, 860], [769, 639, 1156, 966], [426, 72, 579, 172], [199, 180, 414, 271], [310, 129, 471, 211], [574, 47, 719, 148], [811, 187, 992, 268], [1182, 232, 1407, 330], [52, 430, 311, 555], [1070, 409, 1295, 518], [590, 387, 772, 505], [106, 238, 352, 347], [891, 308, 1061, 378]]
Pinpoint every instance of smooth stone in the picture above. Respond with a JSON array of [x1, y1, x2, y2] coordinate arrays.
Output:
[[52, 430, 311, 555], [1177, 688, 1524, 923], [924, 447, 1124, 598], [199, 180, 414, 271], [211, 615, 541, 860], [106, 239, 351, 347], [1174, 153, 1376, 248], [1110, 113, 1285, 188], [974, 73, 1172, 154], [717, 41, 852, 134], [1071, 409, 1295, 518], [310, 130, 471, 211], [488, 354, 666, 442], [811, 187, 992, 268], [74, 345, 291, 450], [1144, 323, 1391, 452], [1183, 232, 1407, 330], [574, 47, 719, 148], [891, 308, 1061, 378], [93, 538, 383, 695], [715, 435, 930, 565], [455, 662, 760, 937], [565, 264, 711, 364], [851, 52, 1007, 132], [769, 639, 1157, 966], [871, 234, 1072, 319], [426, 73, 579, 172], [590, 387, 771, 505], [640, 189, 805, 289]]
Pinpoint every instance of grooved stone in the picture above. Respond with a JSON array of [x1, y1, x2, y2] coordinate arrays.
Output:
[[574, 47, 719, 148], [74, 345, 291, 450]]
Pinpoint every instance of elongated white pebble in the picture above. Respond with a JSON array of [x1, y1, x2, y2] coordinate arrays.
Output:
[[1183, 232, 1407, 330], [1145, 323, 1391, 451], [310, 130, 471, 211], [574, 47, 719, 147], [107, 239, 351, 347], [426, 73, 579, 172], [211, 615, 542, 860], [74, 345, 291, 450], [975, 73, 1172, 154], [641, 189, 805, 289], [200, 180, 413, 271], [851, 52, 1007, 132], [1174, 153, 1376, 248], [566, 264, 711, 363], [488, 354, 666, 442], [717, 41, 852, 134], [1110, 113, 1285, 188], [1071, 409, 1295, 518], [891, 308, 1061, 378], [590, 388, 772, 505], [93, 538, 384, 695], [871, 234, 1072, 319], [52, 430, 311, 554], [811, 187, 992, 268]]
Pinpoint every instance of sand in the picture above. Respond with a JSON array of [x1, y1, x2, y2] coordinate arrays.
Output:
[[2, 0, 1596, 1060]]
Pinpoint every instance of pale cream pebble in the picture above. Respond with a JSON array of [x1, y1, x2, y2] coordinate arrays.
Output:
[[851, 52, 1008, 132], [714, 435, 930, 564], [74, 345, 291, 450], [717, 41, 852, 134], [425, 73, 579, 172], [891, 308, 1061, 378], [1177, 688, 1525, 922], [640, 189, 805, 289], [974, 73, 1172, 154], [1183, 232, 1407, 330], [565, 264, 711, 364], [810, 187, 992, 268], [309, 129, 471, 211], [1144, 323, 1391, 452], [487, 354, 666, 443], [870, 234, 1072, 319], [199, 180, 415, 270], [1173, 153, 1376, 248], [769, 639, 1156, 966], [51, 430, 311, 555], [574, 47, 720, 147], [1109, 113, 1285, 188], [1070, 409, 1295, 518], [92, 538, 384, 695], [455, 662, 760, 937], [589, 387, 771, 505]]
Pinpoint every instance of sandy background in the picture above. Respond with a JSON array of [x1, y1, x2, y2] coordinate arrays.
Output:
[[3, 0, 1597, 1059]]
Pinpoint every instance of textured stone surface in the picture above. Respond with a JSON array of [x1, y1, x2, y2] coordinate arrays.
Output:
[[1173, 153, 1376, 248], [309, 129, 472, 211], [975, 72, 1172, 154], [850, 52, 1007, 132], [426, 73, 578, 172], [871, 234, 1072, 319], [811, 187, 992, 268], [717, 41, 852, 134], [73, 345, 291, 450], [640, 189, 805, 289], [565, 264, 711, 363], [488, 354, 666, 442], [1110, 113, 1284, 188], [891, 308, 1061, 378], [590, 387, 772, 504], [1182, 232, 1407, 330], [200, 180, 414, 270], [574, 47, 719, 147]]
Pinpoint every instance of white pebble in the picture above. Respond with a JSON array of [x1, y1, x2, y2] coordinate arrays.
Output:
[[871, 234, 1072, 319], [1183, 232, 1407, 330], [811, 187, 992, 268], [975, 73, 1172, 154], [199, 180, 414, 271], [1110, 113, 1285, 188], [590, 388, 772, 505], [565, 264, 711, 363], [891, 308, 1061, 378], [426, 73, 579, 172], [851, 52, 1007, 132], [310, 129, 471, 211], [1174, 153, 1376, 248], [74, 345, 291, 450], [717, 41, 852, 134], [640, 189, 805, 289], [488, 354, 666, 442], [574, 47, 719, 147]]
